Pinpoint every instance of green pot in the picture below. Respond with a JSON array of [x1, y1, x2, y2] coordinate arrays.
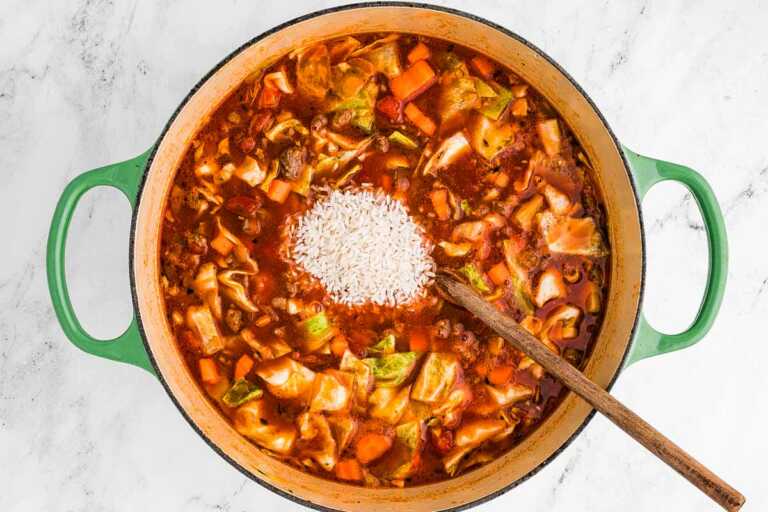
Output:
[[45, 4, 728, 511]]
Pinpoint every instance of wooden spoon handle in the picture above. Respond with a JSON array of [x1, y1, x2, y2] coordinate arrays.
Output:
[[436, 275, 745, 511]]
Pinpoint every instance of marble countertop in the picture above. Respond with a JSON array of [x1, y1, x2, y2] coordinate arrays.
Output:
[[1, 1, 766, 510]]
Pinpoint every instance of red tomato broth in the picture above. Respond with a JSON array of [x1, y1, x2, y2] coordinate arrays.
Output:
[[160, 32, 610, 487]]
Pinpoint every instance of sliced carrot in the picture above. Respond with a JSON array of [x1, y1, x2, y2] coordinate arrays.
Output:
[[474, 361, 489, 377], [380, 173, 393, 192], [266, 179, 292, 203], [257, 84, 281, 109], [389, 60, 437, 102], [488, 364, 514, 385], [407, 42, 431, 64], [488, 261, 511, 286], [335, 458, 363, 481], [199, 358, 221, 385], [330, 334, 349, 358], [511, 98, 528, 117], [376, 95, 402, 122], [470, 55, 496, 80], [355, 433, 394, 464], [429, 189, 450, 221], [404, 102, 436, 136], [234, 354, 254, 380], [409, 329, 430, 352]]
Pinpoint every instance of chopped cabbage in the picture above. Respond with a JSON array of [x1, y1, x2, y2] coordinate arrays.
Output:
[[411, 352, 463, 403], [233, 399, 297, 455], [256, 356, 316, 400]]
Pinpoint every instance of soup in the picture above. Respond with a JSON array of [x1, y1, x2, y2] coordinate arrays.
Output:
[[159, 33, 609, 487]]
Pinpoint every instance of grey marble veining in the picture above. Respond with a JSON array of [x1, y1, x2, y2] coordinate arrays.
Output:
[[1, 1, 767, 510]]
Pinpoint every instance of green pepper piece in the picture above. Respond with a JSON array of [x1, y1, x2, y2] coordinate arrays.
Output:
[[388, 130, 420, 150], [459, 263, 492, 294], [222, 379, 263, 407], [477, 83, 513, 121]]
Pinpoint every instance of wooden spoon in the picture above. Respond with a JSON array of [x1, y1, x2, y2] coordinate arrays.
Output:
[[435, 274, 745, 511]]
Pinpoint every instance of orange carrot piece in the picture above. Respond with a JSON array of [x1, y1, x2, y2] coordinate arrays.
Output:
[[389, 60, 437, 102], [511, 98, 528, 117], [267, 179, 292, 203], [404, 102, 436, 136], [356, 433, 394, 464], [407, 42, 431, 64], [474, 361, 489, 377], [409, 329, 430, 352], [470, 55, 496, 80], [199, 358, 221, 385], [330, 334, 349, 358], [488, 261, 511, 286], [335, 458, 364, 481], [234, 354, 254, 381], [429, 189, 450, 221], [488, 364, 514, 385], [380, 173, 393, 192]]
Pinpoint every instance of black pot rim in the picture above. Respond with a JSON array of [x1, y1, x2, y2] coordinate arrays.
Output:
[[128, 3, 645, 511]]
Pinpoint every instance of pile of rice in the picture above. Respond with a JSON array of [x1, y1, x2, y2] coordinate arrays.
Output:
[[291, 190, 434, 306]]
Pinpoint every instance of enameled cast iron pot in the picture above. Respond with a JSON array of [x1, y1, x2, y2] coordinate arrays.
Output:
[[46, 4, 728, 511]]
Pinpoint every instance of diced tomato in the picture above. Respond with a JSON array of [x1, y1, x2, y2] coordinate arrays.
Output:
[[257, 84, 281, 109], [376, 95, 402, 122], [488, 364, 514, 385]]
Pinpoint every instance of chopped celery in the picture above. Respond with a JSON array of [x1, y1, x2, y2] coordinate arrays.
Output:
[[459, 263, 492, 294], [459, 199, 472, 216], [388, 130, 419, 150], [368, 333, 396, 355], [474, 78, 498, 98], [222, 379, 263, 407], [334, 163, 362, 188], [477, 83, 513, 121]]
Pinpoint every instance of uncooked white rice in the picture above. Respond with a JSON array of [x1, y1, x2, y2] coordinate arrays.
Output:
[[291, 190, 434, 306]]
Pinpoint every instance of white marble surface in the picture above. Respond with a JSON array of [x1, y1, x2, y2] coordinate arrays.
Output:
[[1, 0, 766, 510]]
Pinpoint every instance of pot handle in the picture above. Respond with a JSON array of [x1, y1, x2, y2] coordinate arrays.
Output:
[[623, 147, 728, 366], [46, 149, 156, 375]]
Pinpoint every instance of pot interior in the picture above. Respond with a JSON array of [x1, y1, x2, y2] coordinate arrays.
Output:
[[132, 5, 643, 511]]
